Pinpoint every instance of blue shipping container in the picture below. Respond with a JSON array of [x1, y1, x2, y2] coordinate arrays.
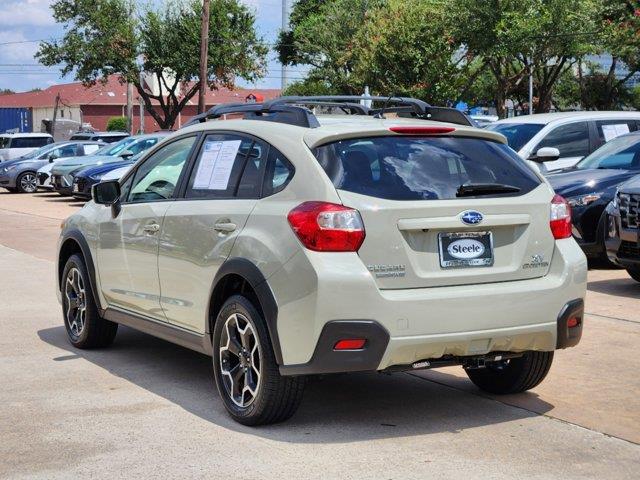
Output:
[[0, 107, 32, 133]]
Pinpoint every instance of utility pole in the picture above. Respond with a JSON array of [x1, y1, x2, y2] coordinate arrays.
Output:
[[126, 0, 135, 133], [51, 93, 60, 140], [281, 0, 289, 90], [198, 0, 211, 114], [139, 97, 145, 134], [528, 58, 533, 115]]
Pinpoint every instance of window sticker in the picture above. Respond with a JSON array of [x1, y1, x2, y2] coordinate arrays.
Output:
[[602, 124, 630, 142], [193, 139, 242, 190]]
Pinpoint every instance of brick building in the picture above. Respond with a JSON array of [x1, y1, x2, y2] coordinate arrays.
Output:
[[0, 76, 280, 134]]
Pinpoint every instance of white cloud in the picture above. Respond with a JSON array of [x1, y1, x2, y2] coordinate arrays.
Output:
[[0, 0, 55, 27]]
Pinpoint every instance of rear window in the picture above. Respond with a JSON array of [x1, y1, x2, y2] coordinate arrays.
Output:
[[485, 123, 544, 151], [313, 136, 541, 201], [11, 137, 52, 148]]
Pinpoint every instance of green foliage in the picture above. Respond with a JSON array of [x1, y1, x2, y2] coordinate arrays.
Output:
[[106, 116, 127, 132], [352, 0, 468, 104], [283, 79, 340, 96], [37, 0, 267, 128], [0, 89, 14, 95], [449, 0, 600, 114]]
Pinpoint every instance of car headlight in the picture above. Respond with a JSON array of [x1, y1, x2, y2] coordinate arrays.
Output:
[[567, 192, 603, 207], [89, 172, 105, 181]]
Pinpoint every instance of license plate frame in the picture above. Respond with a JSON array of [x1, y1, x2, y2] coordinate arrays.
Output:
[[438, 231, 494, 269]]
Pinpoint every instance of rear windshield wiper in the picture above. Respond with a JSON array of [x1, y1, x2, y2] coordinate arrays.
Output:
[[456, 183, 521, 197]]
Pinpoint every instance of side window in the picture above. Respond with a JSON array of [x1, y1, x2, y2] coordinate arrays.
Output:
[[13, 137, 51, 148], [54, 144, 79, 158], [185, 134, 267, 200], [83, 144, 101, 155], [536, 122, 590, 157], [262, 147, 294, 197], [595, 120, 637, 147], [119, 174, 133, 202], [127, 138, 158, 155], [127, 136, 196, 203]]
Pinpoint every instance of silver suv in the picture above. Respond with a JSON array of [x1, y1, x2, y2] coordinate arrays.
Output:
[[56, 97, 587, 425]]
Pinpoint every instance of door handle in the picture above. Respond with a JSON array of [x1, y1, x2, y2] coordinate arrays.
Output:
[[213, 220, 237, 233], [143, 222, 160, 234]]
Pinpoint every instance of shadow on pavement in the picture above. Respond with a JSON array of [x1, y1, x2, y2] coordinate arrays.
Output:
[[587, 276, 639, 299], [38, 325, 553, 442]]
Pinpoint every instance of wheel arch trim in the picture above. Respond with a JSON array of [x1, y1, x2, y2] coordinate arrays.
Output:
[[208, 257, 282, 365], [58, 229, 103, 312]]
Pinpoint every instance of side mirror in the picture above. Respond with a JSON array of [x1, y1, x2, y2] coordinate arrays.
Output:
[[531, 147, 560, 162], [48, 153, 58, 162], [119, 149, 134, 158], [92, 180, 120, 205]]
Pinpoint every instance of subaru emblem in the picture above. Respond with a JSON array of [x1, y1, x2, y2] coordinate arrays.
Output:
[[461, 210, 483, 225]]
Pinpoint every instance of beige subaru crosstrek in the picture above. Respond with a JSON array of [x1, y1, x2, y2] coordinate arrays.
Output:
[[56, 97, 587, 425]]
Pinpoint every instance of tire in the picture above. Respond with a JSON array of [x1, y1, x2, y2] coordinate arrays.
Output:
[[61, 254, 118, 349], [627, 268, 640, 283], [16, 171, 38, 193], [465, 351, 554, 394], [212, 294, 305, 425]]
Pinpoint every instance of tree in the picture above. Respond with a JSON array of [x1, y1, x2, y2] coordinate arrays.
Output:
[[37, 0, 267, 129], [588, 0, 640, 109], [351, 0, 470, 104], [450, 0, 599, 116], [106, 116, 127, 131], [276, 0, 385, 94], [0, 89, 15, 95]]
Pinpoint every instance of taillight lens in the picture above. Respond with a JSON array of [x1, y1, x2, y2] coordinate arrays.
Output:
[[550, 194, 572, 239], [287, 201, 365, 252]]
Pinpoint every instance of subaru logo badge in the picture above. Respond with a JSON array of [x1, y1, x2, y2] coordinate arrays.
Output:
[[461, 210, 483, 225]]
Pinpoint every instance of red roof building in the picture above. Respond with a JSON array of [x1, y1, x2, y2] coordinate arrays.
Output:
[[0, 75, 281, 133]]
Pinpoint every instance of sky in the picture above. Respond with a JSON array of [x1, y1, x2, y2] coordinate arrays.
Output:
[[0, 0, 303, 92]]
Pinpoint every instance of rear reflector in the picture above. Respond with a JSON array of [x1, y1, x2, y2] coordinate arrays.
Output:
[[287, 201, 365, 252], [334, 339, 366, 350], [389, 125, 456, 135], [550, 194, 572, 239], [567, 317, 580, 328]]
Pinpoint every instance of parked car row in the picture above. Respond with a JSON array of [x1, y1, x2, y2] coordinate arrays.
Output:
[[0, 133, 166, 194], [2, 109, 638, 284]]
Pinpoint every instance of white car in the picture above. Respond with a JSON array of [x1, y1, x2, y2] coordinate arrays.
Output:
[[0, 133, 54, 162], [487, 111, 640, 173], [36, 162, 56, 190]]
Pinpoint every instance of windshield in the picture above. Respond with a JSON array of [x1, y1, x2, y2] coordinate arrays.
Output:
[[313, 136, 541, 201], [94, 137, 137, 156], [577, 135, 640, 170], [485, 123, 545, 151]]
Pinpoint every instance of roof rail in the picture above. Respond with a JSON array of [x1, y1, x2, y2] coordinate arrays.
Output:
[[180, 95, 473, 129]]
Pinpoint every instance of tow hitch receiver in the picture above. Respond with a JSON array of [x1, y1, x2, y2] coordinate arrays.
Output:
[[383, 352, 525, 373]]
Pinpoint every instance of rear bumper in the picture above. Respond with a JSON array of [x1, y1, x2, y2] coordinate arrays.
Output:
[[281, 298, 584, 376], [271, 238, 588, 372]]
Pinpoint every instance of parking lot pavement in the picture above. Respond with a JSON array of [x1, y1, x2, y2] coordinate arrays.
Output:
[[1, 194, 639, 479]]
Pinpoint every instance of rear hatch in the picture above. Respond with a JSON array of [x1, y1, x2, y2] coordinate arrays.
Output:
[[313, 133, 555, 289]]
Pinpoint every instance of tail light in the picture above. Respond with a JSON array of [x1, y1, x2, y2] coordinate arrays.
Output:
[[287, 201, 365, 252], [550, 194, 572, 239]]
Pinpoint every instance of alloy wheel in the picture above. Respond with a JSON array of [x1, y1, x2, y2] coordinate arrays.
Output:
[[64, 267, 86, 338], [219, 313, 261, 408], [20, 173, 37, 193]]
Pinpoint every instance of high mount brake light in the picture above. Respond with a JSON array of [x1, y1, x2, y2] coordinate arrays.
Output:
[[388, 126, 456, 135], [550, 194, 572, 239], [287, 201, 366, 252]]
